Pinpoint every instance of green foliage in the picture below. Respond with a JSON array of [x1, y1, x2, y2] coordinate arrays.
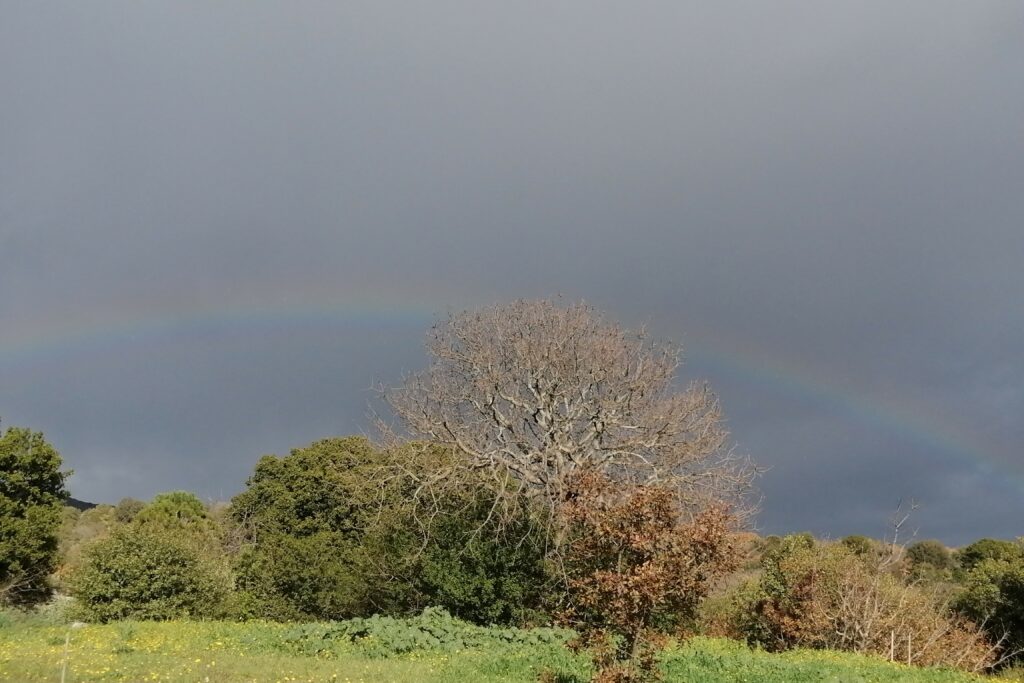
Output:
[[371, 444, 552, 626], [757, 535, 783, 555], [908, 540, 955, 581], [112, 497, 145, 524], [64, 491, 237, 621], [957, 539, 1024, 572], [68, 526, 230, 622], [231, 436, 384, 538], [279, 607, 572, 659], [415, 495, 550, 627], [131, 492, 230, 582], [741, 533, 836, 651], [134, 491, 211, 531], [230, 437, 404, 621], [841, 535, 874, 556], [661, 636, 989, 683], [234, 530, 375, 621], [0, 426, 69, 606], [954, 557, 1024, 663], [231, 436, 552, 625], [757, 533, 816, 608]]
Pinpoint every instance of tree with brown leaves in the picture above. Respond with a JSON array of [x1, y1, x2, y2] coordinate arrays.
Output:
[[559, 472, 738, 682]]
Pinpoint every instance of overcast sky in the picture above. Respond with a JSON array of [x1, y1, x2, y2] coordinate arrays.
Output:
[[2, 2, 1022, 544]]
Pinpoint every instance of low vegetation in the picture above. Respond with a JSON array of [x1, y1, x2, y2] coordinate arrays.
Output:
[[0, 611, 1004, 683]]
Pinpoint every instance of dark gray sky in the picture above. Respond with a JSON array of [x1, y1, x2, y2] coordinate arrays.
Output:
[[2, 2, 1022, 544]]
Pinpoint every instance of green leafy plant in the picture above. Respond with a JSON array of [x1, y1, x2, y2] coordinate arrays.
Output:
[[957, 539, 1024, 572], [954, 557, 1024, 665], [279, 607, 573, 659], [68, 526, 230, 622], [231, 436, 554, 624], [0, 425, 69, 606]]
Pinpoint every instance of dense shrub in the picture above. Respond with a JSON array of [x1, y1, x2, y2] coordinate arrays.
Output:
[[907, 540, 955, 581], [954, 558, 1024, 664], [232, 437, 385, 537], [230, 437, 394, 620], [908, 540, 953, 570], [729, 534, 995, 672], [278, 606, 572, 659], [231, 436, 553, 625], [113, 497, 145, 524], [756, 535, 783, 556], [69, 527, 231, 622], [416, 496, 550, 626], [58, 492, 227, 597], [841, 535, 874, 556], [234, 531, 376, 621], [957, 539, 1023, 572], [134, 491, 212, 532]]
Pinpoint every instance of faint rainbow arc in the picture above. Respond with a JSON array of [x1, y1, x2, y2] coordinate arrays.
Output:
[[2, 304, 1017, 491]]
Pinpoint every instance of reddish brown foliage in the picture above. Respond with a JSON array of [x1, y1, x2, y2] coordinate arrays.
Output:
[[558, 472, 738, 682]]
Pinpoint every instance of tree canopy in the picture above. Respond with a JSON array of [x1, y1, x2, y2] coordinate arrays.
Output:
[[0, 424, 68, 606], [387, 300, 754, 539]]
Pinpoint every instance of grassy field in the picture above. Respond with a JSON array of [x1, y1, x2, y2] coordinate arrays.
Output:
[[0, 614, 1005, 683]]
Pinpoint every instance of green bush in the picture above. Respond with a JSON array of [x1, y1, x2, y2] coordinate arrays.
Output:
[[234, 530, 376, 621], [69, 527, 230, 622], [230, 437, 411, 620], [231, 436, 553, 625], [415, 495, 550, 626], [954, 557, 1024, 664], [907, 540, 955, 581], [134, 491, 211, 531], [957, 538, 1023, 572], [841, 535, 874, 556], [278, 606, 572, 659], [113, 497, 145, 524], [231, 436, 384, 539]]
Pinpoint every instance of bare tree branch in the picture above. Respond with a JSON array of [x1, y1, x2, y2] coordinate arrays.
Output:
[[384, 299, 758, 544]]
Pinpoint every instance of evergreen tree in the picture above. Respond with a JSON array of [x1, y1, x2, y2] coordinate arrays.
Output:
[[0, 424, 69, 606]]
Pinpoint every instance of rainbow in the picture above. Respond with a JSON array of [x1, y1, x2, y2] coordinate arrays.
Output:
[[2, 302, 1018, 494], [684, 333, 1023, 494], [0, 300, 439, 366]]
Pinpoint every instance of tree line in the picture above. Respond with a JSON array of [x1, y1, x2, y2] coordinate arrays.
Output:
[[2, 300, 1022, 681]]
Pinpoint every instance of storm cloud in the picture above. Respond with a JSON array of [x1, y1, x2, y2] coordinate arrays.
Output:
[[2, 2, 1022, 544]]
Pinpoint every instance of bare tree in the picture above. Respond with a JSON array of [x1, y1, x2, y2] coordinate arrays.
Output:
[[385, 300, 755, 536]]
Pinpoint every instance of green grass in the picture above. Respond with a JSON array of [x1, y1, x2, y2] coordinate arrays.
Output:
[[0, 615, 1007, 683], [664, 637, 992, 682]]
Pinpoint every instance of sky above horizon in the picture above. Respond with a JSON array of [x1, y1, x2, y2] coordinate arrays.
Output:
[[2, 2, 1022, 544]]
